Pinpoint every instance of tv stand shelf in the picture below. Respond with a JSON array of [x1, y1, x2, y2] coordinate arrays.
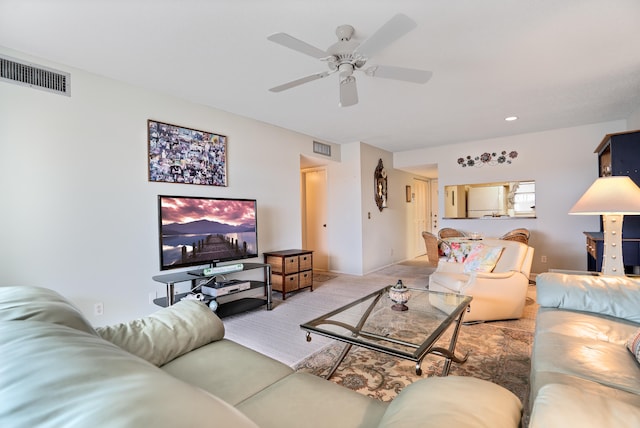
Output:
[[152, 262, 272, 317]]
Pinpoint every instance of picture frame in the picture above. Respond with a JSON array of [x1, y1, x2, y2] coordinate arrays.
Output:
[[147, 120, 227, 186], [406, 185, 412, 202]]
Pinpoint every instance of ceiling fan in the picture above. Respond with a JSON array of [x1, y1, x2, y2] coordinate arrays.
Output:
[[267, 14, 432, 107]]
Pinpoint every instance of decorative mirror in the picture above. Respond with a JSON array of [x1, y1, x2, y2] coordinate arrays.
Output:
[[374, 158, 388, 211]]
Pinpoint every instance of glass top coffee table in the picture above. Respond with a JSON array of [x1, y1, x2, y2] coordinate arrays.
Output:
[[300, 285, 472, 379]]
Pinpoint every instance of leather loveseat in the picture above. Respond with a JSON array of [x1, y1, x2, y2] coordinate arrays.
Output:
[[0, 286, 523, 428], [528, 272, 640, 427]]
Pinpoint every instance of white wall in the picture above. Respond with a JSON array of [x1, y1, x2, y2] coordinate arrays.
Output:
[[323, 142, 418, 275], [325, 142, 363, 274], [395, 121, 629, 274], [629, 106, 640, 129], [359, 143, 418, 274], [0, 48, 345, 325]]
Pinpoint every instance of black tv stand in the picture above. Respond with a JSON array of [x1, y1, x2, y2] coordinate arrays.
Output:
[[151, 263, 272, 317]]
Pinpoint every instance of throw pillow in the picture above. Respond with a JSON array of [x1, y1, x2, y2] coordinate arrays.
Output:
[[96, 300, 225, 366], [463, 244, 504, 273], [447, 242, 466, 263], [627, 328, 640, 363]]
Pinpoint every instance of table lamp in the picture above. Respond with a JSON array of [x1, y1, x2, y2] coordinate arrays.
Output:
[[569, 176, 640, 276]]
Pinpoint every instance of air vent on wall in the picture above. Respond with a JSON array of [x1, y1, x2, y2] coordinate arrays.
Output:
[[0, 55, 70, 96], [313, 141, 331, 157]]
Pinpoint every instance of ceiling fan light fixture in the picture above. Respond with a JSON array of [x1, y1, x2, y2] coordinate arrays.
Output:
[[338, 62, 354, 77]]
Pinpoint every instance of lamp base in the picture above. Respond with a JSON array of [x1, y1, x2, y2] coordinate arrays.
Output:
[[601, 214, 625, 276]]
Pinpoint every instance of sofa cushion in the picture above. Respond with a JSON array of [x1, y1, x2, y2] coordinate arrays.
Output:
[[378, 376, 522, 428], [530, 383, 640, 428], [236, 372, 388, 428], [0, 285, 97, 335], [536, 273, 640, 323], [463, 244, 503, 273], [161, 338, 294, 406], [627, 328, 640, 363], [531, 308, 640, 403], [96, 300, 224, 366], [0, 320, 259, 428]]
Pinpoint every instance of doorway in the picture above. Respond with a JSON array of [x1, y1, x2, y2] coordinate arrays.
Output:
[[412, 178, 431, 257], [301, 167, 329, 271]]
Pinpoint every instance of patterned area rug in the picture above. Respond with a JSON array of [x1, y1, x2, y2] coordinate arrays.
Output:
[[295, 286, 537, 413]]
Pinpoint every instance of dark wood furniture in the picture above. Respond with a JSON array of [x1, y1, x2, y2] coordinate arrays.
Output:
[[584, 232, 640, 274], [588, 130, 640, 274], [264, 249, 313, 299]]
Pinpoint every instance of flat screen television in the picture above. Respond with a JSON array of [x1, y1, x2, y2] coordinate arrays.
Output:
[[158, 195, 258, 271]]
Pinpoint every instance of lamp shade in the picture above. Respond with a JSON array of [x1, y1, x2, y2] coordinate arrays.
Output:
[[569, 176, 640, 215]]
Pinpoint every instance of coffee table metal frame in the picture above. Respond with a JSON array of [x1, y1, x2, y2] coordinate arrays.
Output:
[[300, 286, 472, 379]]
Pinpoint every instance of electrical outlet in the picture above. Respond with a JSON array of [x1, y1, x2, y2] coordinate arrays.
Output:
[[541, 255, 547, 263], [94, 302, 104, 316]]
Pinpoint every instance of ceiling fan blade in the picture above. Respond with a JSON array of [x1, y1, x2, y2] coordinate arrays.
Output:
[[267, 32, 328, 59], [365, 65, 433, 84], [339, 76, 358, 107], [269, 71, 332, 92], [354, 14, 417, 59]]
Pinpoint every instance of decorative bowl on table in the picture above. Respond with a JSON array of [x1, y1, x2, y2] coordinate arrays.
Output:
[[389, 280, 411, 311]]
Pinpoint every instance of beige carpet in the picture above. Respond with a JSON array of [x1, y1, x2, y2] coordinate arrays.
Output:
[[223, 260, 437, 366]]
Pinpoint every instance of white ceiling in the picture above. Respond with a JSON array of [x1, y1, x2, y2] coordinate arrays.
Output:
[[2, 0, 640, 162]]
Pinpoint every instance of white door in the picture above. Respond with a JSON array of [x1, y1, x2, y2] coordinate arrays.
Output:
[[302, 168, 329, 271], [431, 179, 439, 231], [413, 178, 430, 257]]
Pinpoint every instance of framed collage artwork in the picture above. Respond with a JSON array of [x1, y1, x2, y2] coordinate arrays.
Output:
[[147, 120, 227, 186]]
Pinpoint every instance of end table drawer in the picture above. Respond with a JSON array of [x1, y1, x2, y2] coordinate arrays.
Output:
[[272, 273, 299, 292], [299, 254, 312, 271], [299, 270, 313, 288], [283, 256, 299, 274], [266, 255, 299, 274]]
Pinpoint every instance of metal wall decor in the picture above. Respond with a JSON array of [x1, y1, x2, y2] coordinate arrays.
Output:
[[374, 158, 388, 211], [457, 150, 518, 168]]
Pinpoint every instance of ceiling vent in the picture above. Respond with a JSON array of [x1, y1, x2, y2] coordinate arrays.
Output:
[[313, 141, 331, 157], [0, 55, 70, 96]]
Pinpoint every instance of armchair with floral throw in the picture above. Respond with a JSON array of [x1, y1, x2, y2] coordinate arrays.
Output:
[[429, 239, 534, 322]]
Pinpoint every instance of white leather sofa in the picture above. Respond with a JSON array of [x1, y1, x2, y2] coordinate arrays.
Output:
[[0, 286, 524, 428], [529, 273, 640, 427], [429, 239, 534, 322]]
